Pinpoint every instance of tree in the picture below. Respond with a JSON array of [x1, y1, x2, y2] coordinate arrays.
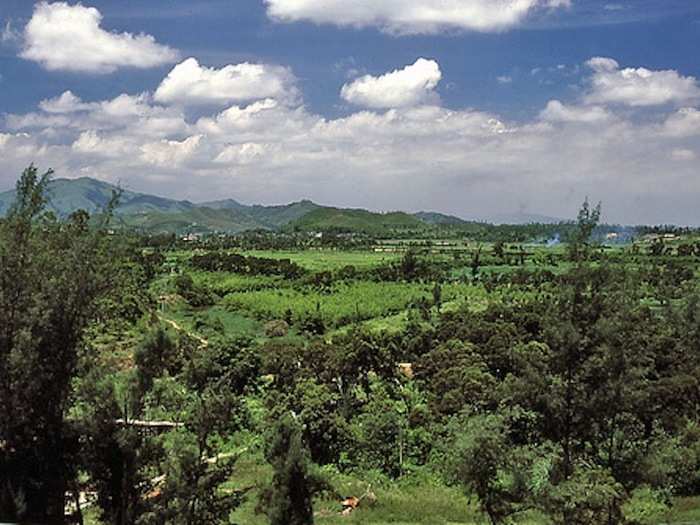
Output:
[[139, 395, 241, 525], [399, 249, 418, 281], [74, 368, 154, 525], [540, 463, 624, 525], [432, 282, 442, 311], [448, 414, 533, 525], [414, 339, 495, 418], [471, 245, 483, 278], [264, 414, 316, 525], [567, 198, 601, 262], [134, 326, 180, 396], [493, 241, 505, 260], [80, 334, 248, 525], [0, 165, 119, 523], [174, 273, 214, 307]]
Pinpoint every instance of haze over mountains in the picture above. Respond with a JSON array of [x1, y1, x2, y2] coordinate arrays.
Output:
[[0, 177, 565, 234]]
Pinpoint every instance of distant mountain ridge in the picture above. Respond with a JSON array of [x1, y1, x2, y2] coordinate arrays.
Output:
[[204, 198, 322, 229], [0, 177, 317, 233], [0, 176, 567, 234]]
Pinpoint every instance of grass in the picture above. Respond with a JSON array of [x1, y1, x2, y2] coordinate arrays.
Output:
[[314, 485, 481, 525], [232, 456, 700, 525], [228, 454, 484, 525], [665, 496, 700, 523], [163, 303, 263, 340]]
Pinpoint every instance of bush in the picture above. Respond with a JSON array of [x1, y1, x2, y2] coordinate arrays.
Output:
[[264, 319, 290, 337], [622, 486, 669, 525], [542, 464, 624, 525], [174, 273, 215, 307]]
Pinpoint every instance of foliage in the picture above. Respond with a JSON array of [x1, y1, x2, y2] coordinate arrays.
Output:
[[175, 273, 216, 307], [541, 463, 624, 525], [0, 165, 122, 522], [446, 414, 534, 524], [567, 197, 602, 261], [263, 414, 317, 525], [621, 486, 670, 525], [191, 251, 305, 279]]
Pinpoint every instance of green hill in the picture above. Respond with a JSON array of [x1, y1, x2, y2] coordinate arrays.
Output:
[[198, 198, 249, 214], [413, 211, 469, 226], [205, 198, 321, 228], [119, 207, 267, 234], [286, 207, 425, 234]]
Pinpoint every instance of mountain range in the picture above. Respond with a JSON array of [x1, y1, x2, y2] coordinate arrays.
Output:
[[0, 177, 564, 234]]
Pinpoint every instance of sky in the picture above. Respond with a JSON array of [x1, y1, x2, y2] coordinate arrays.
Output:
[[1, 1, 700, 224]]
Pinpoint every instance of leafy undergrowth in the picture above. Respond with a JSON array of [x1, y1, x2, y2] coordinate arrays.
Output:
[[228, 455, 484, 525], [229, 454, 700, 525], [665, 496, 700, 523], [81, 451, 700, 525]]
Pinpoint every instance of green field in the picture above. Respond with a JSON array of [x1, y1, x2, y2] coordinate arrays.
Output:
[[240, 249, 402, 271]]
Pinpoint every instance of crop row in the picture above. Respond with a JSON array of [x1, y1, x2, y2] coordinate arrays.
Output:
[[222, 280, 485, 327]]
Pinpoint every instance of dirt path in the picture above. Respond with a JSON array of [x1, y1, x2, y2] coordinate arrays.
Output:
[[157, 314, 209, 348]]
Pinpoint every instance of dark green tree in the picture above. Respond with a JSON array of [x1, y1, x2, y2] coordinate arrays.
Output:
[[447, 414, 534, 525], [265, 414, 316, 525], [432, 282, 442, 311], [567, 198, 601, 262], [0, 165, 119, 523]]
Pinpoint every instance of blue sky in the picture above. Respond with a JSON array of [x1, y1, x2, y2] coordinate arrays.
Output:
[[1, 1, 700, 223]]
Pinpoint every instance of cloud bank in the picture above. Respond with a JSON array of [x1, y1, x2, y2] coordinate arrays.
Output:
[[2, 57, 700, 224], [264, 0, 571, 34]]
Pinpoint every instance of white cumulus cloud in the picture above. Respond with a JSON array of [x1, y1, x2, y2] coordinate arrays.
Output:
[[39, 91, 93, 113], [265, 0, 570, 35], [20, 2, 178, 73], [154, 57, 299, 106], [540, 100, 613, 123], [662, 108, 700, 138], [585, 57, 700, 107], [340, 58, 442, 109], [140, 135, 203, 168]]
